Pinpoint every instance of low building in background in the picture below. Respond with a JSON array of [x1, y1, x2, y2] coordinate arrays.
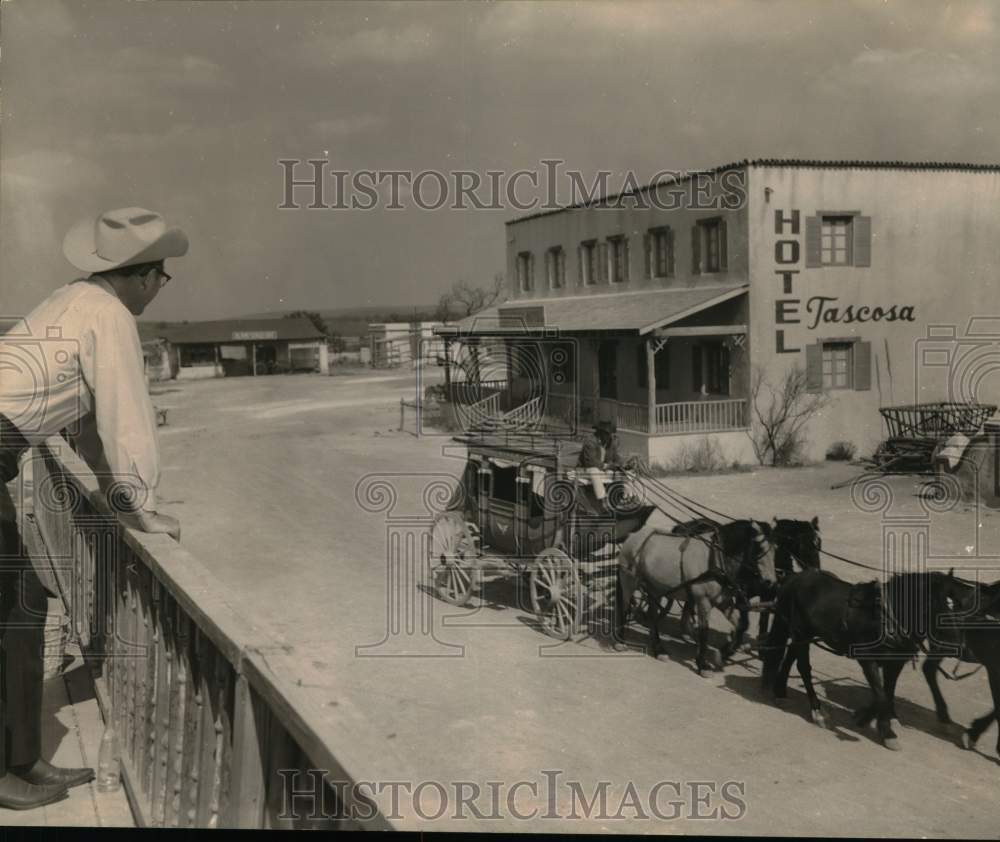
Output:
[[368, 321, 448, 368], [146, 317, 329, 379]]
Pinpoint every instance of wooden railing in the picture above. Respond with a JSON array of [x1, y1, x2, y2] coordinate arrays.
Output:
[[613, 402, 650, 434], [500, 395, 543, 429], [457, 391, 502, 429], [655, 398, 747, 434], [446, 380, 508, 404], [29, 440, 394, 830]]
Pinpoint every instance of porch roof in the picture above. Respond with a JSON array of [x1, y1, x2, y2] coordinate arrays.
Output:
[[439, 284, 747, 337]]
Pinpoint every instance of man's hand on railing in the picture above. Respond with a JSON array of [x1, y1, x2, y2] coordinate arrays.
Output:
[[121, 510, 182, 541]]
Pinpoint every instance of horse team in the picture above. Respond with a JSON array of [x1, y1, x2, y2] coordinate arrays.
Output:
[[614, 515, 1000, 756]]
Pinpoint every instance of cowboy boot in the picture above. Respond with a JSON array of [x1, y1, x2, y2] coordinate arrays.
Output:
[[0, 773, 68, 811], [11, 758, 95, 791]]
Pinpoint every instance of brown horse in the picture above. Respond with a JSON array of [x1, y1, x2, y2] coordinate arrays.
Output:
[[616, 522, 777, 674]]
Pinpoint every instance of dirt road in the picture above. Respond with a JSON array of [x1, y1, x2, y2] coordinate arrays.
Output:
[[152, 372, 1000, 835]]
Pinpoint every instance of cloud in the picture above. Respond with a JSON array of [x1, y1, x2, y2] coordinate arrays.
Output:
[[814, 47, 998, 98], [313, 114, 387, 138], [476, 0, 822, 57], [299, 24, 438, 66], [101, 48, 232, 92], [4, 0, 76, 40], [0, 149, 107, 305]]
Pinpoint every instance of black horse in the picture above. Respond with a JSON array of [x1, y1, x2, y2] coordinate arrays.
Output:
[[919, 578, 1000, 757], [761, 569, 973, 750], [756, 516, 823, 640]]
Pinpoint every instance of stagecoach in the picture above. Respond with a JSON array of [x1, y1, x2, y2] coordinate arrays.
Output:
[[428, 430, 655, 639]]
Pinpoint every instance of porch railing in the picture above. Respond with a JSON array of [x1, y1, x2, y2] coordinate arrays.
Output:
[[501, 395, 543, 429], [446, 379, 508, 404], [28, 440, 394, 830], [654, 398, 747, 434], [539, 395, 747, 435]]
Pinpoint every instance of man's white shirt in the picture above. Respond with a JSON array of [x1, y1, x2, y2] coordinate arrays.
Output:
[[0, 277, 160, 511]]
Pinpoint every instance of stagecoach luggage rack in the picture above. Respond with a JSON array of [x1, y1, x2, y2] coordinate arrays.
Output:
[[879, 402, 997, 440]]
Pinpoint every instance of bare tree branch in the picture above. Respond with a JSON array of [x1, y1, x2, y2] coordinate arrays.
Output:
[[746, 363, 829, 466]]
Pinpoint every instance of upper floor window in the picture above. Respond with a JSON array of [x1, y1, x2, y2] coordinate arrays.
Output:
[[579, 239, 598, 286], [821, 216, 852, 265], [516, 251, 534, 292], [546, 246, 566, 290], [646, 226, 674, 279], [805, 212, 872, 268], [607, 235, 630, 284], [692, 218, 727, 275]]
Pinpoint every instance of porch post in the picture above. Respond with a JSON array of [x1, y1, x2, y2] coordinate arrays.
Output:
[[505, 342, 513, 411], [646, 338, 657, 434], [443, 337, 452, 396]]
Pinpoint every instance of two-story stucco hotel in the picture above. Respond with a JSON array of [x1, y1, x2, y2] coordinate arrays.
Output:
[[440, 160, 1000, 466]]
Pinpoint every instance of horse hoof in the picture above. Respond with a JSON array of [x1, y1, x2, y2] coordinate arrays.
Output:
[[811, 709, 829, 729], [960, 731, 975, 751], [882, 736, 901, 751], [612, 642, 628, 653]]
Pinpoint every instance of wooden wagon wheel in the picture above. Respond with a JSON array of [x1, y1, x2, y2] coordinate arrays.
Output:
[[529, 548, 583, 640], [429, 513, 480, 606]]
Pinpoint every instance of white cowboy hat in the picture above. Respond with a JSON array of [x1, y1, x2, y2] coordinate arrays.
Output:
[[63, 207, 189, 273]]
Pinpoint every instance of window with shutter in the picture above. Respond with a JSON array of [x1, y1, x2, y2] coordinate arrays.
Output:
[[598, 242, 609, 283], [691, 225, 701, 275], [607, 235, 628, 283], [695, 219, 724, 273], [546, 246, 565, 289], [516, 251, 533, 292], [809, 212, 872, 267], [580, 240, 597, 285], [647, 226, 674, 279]]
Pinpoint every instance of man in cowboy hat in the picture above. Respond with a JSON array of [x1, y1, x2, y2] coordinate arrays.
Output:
[[0, 207, 187, 810], [578, 420, 624, 509]]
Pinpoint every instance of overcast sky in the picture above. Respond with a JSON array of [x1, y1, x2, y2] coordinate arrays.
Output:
[[2, 0, 997, 321]]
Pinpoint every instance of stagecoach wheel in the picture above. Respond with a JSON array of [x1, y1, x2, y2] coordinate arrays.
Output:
[[529, 548, 583, 640], [429, 513, 479, 606]]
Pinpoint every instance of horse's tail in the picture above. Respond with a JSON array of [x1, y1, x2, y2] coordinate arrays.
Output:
[[761, 585, 793, 692]]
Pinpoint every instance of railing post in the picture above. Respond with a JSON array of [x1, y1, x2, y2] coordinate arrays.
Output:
[[646, 339, 656, 435], [228, 674, 266, 828]]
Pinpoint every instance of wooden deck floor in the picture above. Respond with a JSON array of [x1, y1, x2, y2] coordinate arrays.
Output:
[[2, 642, 134, 829]]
